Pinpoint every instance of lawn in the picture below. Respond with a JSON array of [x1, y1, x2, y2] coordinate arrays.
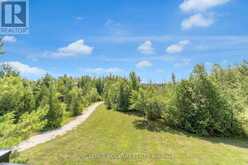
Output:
[[15, 105, 248, 165]]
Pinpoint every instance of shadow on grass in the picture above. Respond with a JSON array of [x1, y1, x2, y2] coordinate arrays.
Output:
[[133, 119, 248, 150], [122, 110, 145, 117]]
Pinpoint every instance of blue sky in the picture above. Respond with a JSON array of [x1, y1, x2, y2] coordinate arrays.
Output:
[[1, 0, 248, 82]]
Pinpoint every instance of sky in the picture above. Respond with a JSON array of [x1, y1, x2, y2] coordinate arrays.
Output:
[[0, 0, 248, 82]]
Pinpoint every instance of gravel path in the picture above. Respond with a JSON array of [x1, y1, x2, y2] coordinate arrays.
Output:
[[13, 102, 103, 152]]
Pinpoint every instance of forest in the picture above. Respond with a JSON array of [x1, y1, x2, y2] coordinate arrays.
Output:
[[0, 61, 248, 149]]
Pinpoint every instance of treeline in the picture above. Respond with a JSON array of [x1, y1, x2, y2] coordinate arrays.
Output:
[[0, 64, 101, 148], [0, 61, 247, 148], [103, 61, 248, 137]]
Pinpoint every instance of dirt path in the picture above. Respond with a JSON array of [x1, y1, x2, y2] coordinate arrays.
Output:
[[13, 102, 103, 152]]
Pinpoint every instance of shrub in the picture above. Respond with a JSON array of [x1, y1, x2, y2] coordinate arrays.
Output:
[[0, 106, 48, 148], [145, 97, 165, 121], [0, 76, 25, 116], [18, 105, 48, 137], [130, 88, 165, 120], [174, 65, 242, 136], [0, 113, 18, 148]]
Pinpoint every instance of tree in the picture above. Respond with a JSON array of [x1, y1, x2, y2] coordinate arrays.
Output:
[[171, 73, 176, 85], [17, 80, 35, 118], [130, 87, 165, 120], [0, 64, 19, 77], [117, 80, 130, 111], [0, 38, 5, 54], [104, 81, 118, 109], [45, 84, 63, 129], [175, 65, 237, 136], [95, 78, 105, 96], [239, 60, 248, 76], [129, 72, 140, 91], [0, 76, 25, 116], [68, 87, 83, 116]]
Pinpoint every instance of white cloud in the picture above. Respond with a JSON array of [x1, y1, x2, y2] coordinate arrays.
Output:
[[166, 40, 190, 54], [82, 67, 123, 74], [182, 13, 214, 30], [2, 61, 46, 76], [44, 39, 93, 58], [179, 0, 230, 30], [180, 0, 230, 12], [57, 39, 93, 57], [136, 60, 152, 69], [2, 36, 16, 43], [137, 40, 155, 54]]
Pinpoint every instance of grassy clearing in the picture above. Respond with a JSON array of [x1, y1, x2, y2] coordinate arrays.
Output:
[[15, 105, 248, 165]]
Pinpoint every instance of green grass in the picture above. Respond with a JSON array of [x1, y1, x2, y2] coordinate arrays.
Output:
[[15, 105, 248, 165]]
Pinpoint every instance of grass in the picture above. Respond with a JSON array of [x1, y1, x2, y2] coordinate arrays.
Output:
[[15, 105, 248, 165]]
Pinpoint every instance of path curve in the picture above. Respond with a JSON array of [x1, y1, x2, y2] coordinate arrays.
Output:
[[13, 102, 103, 152]]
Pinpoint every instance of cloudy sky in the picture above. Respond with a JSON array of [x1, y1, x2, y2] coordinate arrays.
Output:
[[1, 0, 248, 82]]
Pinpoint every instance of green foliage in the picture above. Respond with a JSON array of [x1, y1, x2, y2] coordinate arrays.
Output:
[[0, 76, 23, 115], [144, 96, 165, 121], [95, 78, 105, 95], [0, 65, 102, 148], [130, 88, 165, 120], [129, 88, 148, 112], [17, 80, 35, 117], [0, 113, 18, 147], [10, 152, 29, 164], [0, 63, 19, 77], [18, 105, 48, 137], [84, 87, 101, 104], [104, 63, 248, 137], [45, 84, 64, 129], [0, 106, 48, 148], [103, 73, 141, 112], [173, 65, 242, 136], [103, 79, 131, 111], [171, 73, 176, 84], [129, 72, 140, 91], [0, 59, 248, 151], [103, 81, 119, 109], [116, 80, 131, 111], [68, 87, 83, 116]]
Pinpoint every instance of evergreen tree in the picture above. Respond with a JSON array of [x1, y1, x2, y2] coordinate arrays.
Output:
[[46, 84, 63, 129], [129, 72, 140, 91], [171, 73, 176, 85]]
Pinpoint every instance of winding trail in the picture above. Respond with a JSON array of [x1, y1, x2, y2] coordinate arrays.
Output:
[[13, 102, 103, 152]]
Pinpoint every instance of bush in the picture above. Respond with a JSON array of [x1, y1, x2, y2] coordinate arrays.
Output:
[[0, 113, 19, 148], [103, 80, 131, 111], [0, 76, 25, 116], [18, 105, 48, 137], [85, 88, 101, 104], [174, 65, 242, 136], [0, 106, 48, 148], [145, 97, 165, 121], [130, 88, 165, 120]]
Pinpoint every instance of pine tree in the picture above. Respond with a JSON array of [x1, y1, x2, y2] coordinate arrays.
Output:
[[46, 84, 63, 129]]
